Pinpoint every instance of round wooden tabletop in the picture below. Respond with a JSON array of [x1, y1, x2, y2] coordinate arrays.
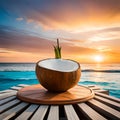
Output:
[[17, 84, 94, 105]]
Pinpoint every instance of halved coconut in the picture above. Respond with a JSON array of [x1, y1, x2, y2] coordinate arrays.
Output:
[[36, 58, 81, 92]]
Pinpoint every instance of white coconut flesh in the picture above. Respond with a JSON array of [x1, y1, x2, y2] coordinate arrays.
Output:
[[38, 59, 79, 72]]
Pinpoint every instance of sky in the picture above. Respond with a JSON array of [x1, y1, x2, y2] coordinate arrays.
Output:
[[0, 0, 120, 63]]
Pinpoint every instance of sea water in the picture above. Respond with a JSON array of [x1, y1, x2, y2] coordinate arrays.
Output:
[[0, 63, 120, 98]]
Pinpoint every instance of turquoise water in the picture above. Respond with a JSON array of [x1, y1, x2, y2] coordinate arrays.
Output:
[[0, 63, 120, 98]]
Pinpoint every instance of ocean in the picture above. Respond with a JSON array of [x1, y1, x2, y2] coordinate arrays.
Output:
[[0, 63, 120, 98]]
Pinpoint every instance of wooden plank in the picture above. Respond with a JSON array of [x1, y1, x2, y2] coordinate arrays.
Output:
[[0, 99, 20, 113], [95, 95, 120, 111], [87, 99, 120, 119], [0, 89, 17, 94], [31, 105, 49, 120], [89, 86, 101, 90], [15, 104, 39, 120], [0, 96, 16, 105], [0, 91, 17, 100], [47, 105, 59, 120], [80, 85, 109, 94], [64, 105, 79, 120], [94, 90, 109, 95], [78, 103, 107, 120], [0, 102, 29, 120], [87, 85, 95, 87], [18, 84, 30, 87], [95, 92, 120, 103], [87, 85, 100, 89], [11, 86, 22, 90]]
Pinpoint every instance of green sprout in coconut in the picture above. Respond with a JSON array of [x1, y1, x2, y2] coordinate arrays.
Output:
[[54, 38, 61, 59]]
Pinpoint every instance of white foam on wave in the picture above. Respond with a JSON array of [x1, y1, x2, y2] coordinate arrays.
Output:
[[0, 63, 35, 71]]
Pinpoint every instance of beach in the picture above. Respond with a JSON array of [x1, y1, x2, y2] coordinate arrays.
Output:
[[0, 63, 120, 98]]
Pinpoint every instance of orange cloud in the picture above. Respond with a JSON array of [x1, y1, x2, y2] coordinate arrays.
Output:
[[1, 0, 120, 30]]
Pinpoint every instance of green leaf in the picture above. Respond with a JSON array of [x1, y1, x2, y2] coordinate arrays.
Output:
[[53, 39, 61, 59]]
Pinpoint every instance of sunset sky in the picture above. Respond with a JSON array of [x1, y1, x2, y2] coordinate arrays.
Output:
[[0, 0, 120, 63]]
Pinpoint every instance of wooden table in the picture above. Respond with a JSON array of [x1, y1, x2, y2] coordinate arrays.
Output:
[[0, 84, 120, 120]]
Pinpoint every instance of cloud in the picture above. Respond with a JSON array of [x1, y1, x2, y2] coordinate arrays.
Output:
[[16, 17, 23, 21], [62, 26, 120, 44], [87, 26, 120, 41], [0, 25, 97, 56], [0, 1, 120, 63], [0, 51, 9, 53], [0, 0, 120, 30], [90, 39, 120, 51], [0, 25, 53, 53]]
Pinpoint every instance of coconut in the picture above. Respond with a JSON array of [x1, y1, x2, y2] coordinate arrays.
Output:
[[36, 58, 81, 92]]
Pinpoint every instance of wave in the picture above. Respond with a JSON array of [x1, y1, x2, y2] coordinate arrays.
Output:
[[79, 80, 115, 85], [0, 63, 120, 73], [82, 69, 120, 73], [0, 70, 35, 72], [0, 69, 120, 73], [0, 67, 120, 73], [0, 78, 37, 81]]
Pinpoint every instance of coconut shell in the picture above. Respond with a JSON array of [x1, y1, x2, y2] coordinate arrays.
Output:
[[36, 59, 81, 92]]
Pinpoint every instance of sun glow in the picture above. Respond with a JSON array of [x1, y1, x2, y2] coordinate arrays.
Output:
[[94, 55, 104, 63]]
